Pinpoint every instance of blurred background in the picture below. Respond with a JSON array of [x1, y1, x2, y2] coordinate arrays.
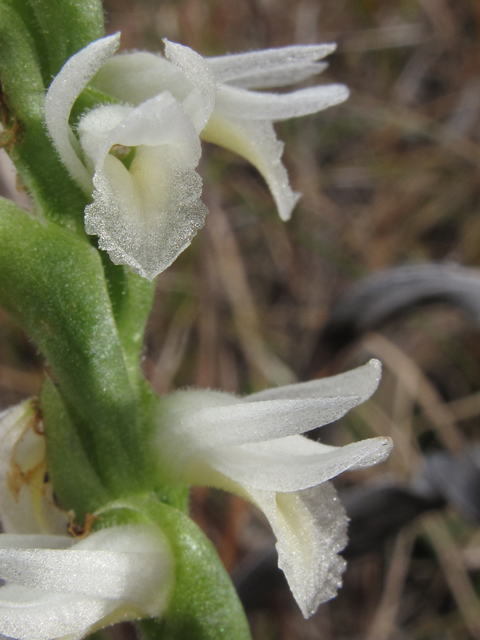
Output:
[[2, 0, 480, 638]]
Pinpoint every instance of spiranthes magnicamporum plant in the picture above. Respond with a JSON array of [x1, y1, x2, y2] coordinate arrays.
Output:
[[0, 3, 391, 638]]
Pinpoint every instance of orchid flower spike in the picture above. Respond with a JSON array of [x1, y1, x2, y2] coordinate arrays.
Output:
[[155, 359, 392, 618], [0, 525, 172, 640], [45, 33, 348, 280]]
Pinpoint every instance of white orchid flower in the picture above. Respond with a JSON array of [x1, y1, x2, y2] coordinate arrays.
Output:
[[0, 524, 172, 640], [92, 38, 348, 223], [45, 33, 348, 280], [155, 359, 392, 617], [0, 402, 172, 640], [45, 33, 207, 280]]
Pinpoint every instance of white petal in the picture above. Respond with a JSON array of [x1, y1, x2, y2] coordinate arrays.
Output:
[[77, 104, 133, 172], [247, 359, 382, 403], [81, 93, 207, 279], [71, 526, 171, 612], [92, 52, 192, 106], [214, 84, 349, 121], [45, 34, 120, 192], [207, 44, 337, 84], [201, 114, 300, 221], [78, 97, 202, 165], [0, 546, 143, 600], [0, 527, 170, 607], [160, 389, 360, 450], [246, 483, 347, 617], [0, 584, 121, 640], [163, 40, 216, 133], [0, 402, 69, 536], [225, 62, 328, 89], [199, 434, 392, 492], [0, 526, 172, 640]]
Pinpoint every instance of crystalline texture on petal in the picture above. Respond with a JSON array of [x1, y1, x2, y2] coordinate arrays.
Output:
[[225, 62, 329, 89], [207, 44, 337, 84], [76, 104, 133, 173], [92, 52, 192, 106], [0, 584, 121, 640], [201, 435, 393, 492], [214, 84, 350, 121], [247, 359, 382, 403], [80, 92, 207, 279], [158, 389, 361, 463], [201, 114, 300, 221], [163, 39, 217, 133], [154, 360, 392, 618], [0, 525, 172, 640], [246, 483, 348, 618], [45, 34, 120, 192], [0, 527, 170, 607], [0, 535, 73, 550]]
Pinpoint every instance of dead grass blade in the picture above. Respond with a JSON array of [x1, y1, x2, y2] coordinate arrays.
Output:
[[362, 332, 467, 453], [205, 193, 296, 387]]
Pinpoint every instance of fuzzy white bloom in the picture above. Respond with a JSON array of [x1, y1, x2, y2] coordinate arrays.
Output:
[[45, 33, 348, 280], [155, 359, 392, 617], [0, 403, 172, 640], [0, 525, 172, 640]]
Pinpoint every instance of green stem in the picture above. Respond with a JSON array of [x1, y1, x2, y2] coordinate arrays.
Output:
[[0, 197, 148, 500], [42, 377, 110, 519], [26, 0, 104, 79], [0, 2, 89, 230]]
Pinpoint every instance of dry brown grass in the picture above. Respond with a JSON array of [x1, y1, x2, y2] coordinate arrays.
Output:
[[2, 0, 480, 638]]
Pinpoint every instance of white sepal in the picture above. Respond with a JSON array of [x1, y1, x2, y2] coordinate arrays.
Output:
[[200, 42, 348, 220], [159, 360, 382, 462], [197, 434, 392, 492], [45, 34, 120, 192], [247, 358, 382, 402], [164, 39, 217, 133], [158, 389, 361, 466], [214, 84, 349, 121], [207, 44, 337, 84]]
